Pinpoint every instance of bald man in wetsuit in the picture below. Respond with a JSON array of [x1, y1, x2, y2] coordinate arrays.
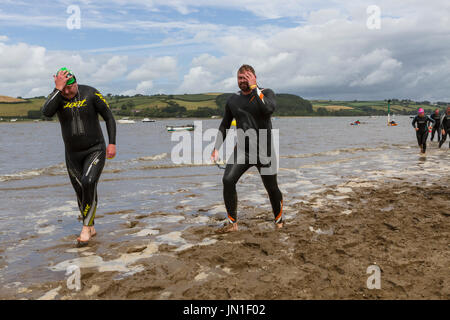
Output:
[[42, 68, 116, 244], [211, 64, 283, 233]]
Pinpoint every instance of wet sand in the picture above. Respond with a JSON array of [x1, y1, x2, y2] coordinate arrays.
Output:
[[3, 175, 449, 300]]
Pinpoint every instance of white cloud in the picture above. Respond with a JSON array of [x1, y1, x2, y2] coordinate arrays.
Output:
[[0, 42, 130, 97], [177, 66, 217, 93], [121, 56, 178, 95], [126, 56, 177, 81], [90, 56, 128, 84], [349, 49, 402, 87], [175, 3, 450, 100], [121, 80, 154, 96]]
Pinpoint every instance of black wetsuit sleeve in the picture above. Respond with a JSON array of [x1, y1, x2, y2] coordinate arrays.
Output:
[[214, 102, 233, 150], [42, 89, 63, 117], [427, 116, 435, 125], [253, 88, 276, 116], [93, 90, 116, 145], [412, 116, 418, 128]]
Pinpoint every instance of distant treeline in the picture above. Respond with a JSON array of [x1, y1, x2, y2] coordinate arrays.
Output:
[[215, 93, 314, 116]]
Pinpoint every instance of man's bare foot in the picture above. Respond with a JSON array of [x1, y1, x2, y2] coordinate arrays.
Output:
[[215, 222, 238, 234], [77, 226, 91, 243], [89, 226, 96, 237], [275, 221, 284, 229]]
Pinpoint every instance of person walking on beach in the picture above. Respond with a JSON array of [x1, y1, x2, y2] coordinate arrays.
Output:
[[412, 108, 435, 154], [42, 68, 116, 244], [211, 64, 283, 233], [439, 106, 450, 149], [430, 109, 441, 143]]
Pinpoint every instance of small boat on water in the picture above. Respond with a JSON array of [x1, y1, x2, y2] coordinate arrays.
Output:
[[10, 118, 17, 122], [166, 124, 195, 132], [142, 118, 156, 123], [118, 117, 136, 124]]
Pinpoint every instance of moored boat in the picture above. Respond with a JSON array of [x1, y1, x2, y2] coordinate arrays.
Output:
[[166, 124, 195, 132]]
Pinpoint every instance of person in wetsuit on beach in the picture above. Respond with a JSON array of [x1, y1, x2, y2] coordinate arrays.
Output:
[[211, 64, 283, 233], [439, 107, 450, 149], [411, 108, 434, 154], [430, 109, 441, 142], [42, 68, 116, 244]]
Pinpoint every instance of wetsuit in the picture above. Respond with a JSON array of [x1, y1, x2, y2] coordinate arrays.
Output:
[[42, 85, 116, 226], [439, 114, 450, 148], [214, 87, 283, 224], [412, 115, 434, 153], [430, 113, 441, 142]]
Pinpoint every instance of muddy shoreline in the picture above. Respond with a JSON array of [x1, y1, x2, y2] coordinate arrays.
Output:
[[1, 176, 449, 300]]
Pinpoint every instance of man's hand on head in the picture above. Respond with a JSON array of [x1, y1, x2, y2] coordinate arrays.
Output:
[[54, 70, 72, 91]]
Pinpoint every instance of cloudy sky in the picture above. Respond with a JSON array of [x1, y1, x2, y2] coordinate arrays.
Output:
[[1, 0, 450, 101]]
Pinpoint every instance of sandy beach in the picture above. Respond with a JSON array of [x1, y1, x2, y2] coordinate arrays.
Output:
[[4, 174, 448, 300]]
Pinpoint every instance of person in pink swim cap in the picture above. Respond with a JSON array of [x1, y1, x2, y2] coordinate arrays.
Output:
[[412, 108, 435, 154]]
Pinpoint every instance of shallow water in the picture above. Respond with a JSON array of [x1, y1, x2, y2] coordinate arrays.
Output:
[[0, 116, 448, 292]]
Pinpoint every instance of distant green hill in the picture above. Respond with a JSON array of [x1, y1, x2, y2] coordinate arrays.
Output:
[[311, 100, 443, 116], [0, 97, 46, 118], [0, 92, 447, 119]]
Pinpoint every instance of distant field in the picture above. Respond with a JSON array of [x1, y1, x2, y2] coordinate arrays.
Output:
[[311, 100, 439, 113], [172, 94, 217, 102], [0, 98, 45, 116], [313, 105, 353, 111], [109, 95, 219, 111], [0, 95, 25, 103], [171, 99, 217, 110]]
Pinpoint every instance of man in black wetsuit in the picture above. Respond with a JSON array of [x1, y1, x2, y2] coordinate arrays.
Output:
[[211, 64, 283, 233], [430, 109, 441, 142], [439, 107, 450, 149], [411, 108, 434, 154], [42, 68, 116, 244]]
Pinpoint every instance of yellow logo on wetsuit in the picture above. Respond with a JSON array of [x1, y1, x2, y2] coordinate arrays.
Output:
[[83, 204, 91, 217], [95, 93, 110, 108], [64, 99, 87, 109]]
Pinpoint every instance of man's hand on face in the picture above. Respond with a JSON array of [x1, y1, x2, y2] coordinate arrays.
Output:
[[243, 71, 257, 89], [54, 70, 73, 91]]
